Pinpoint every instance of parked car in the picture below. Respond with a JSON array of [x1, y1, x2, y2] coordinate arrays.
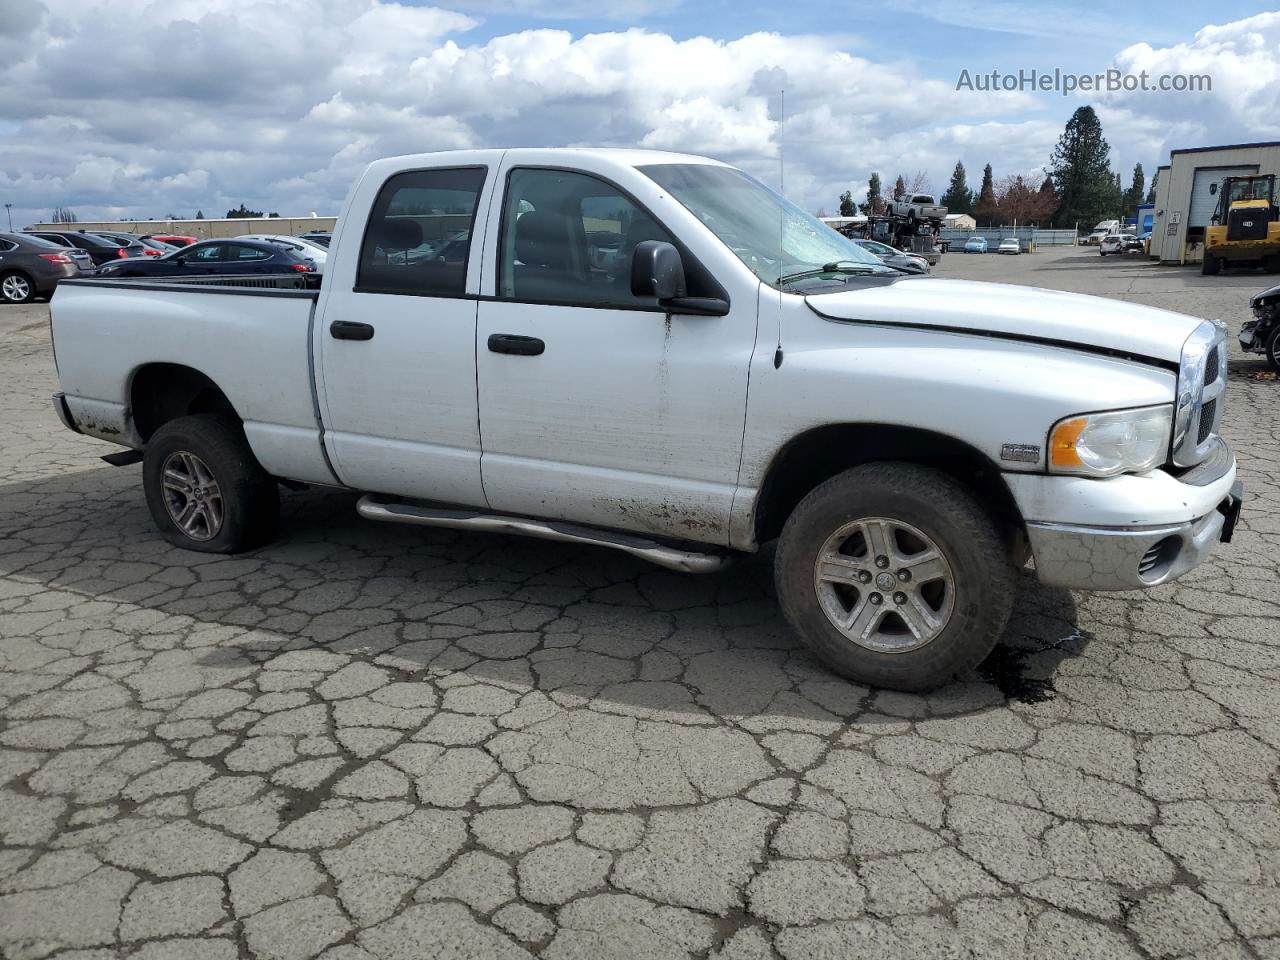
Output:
[[889, 193, 947, 223], [997, 238, 1021, 255], [91, 232, 174, 258], [1241, 282, 1280, 370], [50, 147, 1241, 692], [25, 230, 137, 266], [1099, 234, 1140, 256], [143, 234, 197, 248], [94, 238, 317, 278], [300, 232, 332, 248], [0, 232, 88, 303], [236, 234, 328, 272], [963, 236, 988, 253], [852, 238, 929, 274]]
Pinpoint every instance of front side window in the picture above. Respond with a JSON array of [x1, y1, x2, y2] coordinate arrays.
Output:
[[499, 167, 675, 308], [639, 163, 894, 290], [189, 244, 225, 261], [357, 166, 485, 297]]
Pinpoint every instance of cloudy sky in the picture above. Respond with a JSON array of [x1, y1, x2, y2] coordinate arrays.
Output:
[[1, 0, 1278, 226]]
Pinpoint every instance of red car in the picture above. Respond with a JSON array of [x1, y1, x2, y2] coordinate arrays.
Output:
[[143, 234, 197, 247]]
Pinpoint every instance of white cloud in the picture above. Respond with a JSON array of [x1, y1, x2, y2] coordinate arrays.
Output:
[[1098, 12, 1280, 165], [0, 2, 1259, 227]]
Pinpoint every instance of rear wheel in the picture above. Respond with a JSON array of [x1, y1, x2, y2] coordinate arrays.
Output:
[[1202, 254, 1221, 275], [143, 414, 279, 553], [774, 462, 1016, 691], [1264, 254, 1280, 273], [0, 271, 35, 304]]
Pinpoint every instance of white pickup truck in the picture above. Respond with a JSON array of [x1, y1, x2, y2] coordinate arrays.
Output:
[[50, 148, 1243, 690], [889, 193, 947, 223]]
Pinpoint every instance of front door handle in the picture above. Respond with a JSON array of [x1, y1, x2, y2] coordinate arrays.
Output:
[[331, 320, 375, 341], [487, 333, 544, 356]]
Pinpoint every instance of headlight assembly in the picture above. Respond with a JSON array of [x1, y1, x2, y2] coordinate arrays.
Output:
[[1048, 405, 1172, 477]]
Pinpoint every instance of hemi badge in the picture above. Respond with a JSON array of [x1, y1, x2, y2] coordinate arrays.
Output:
[[1001, 443, 1041, 463]]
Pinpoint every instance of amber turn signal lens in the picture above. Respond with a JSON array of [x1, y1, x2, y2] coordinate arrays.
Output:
[[1049, 417, 1088, 468]]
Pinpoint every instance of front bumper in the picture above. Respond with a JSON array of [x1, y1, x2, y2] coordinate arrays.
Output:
[[1007, 444, 1242, 591]]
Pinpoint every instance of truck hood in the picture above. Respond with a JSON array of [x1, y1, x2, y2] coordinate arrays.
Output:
[[807, 277, 1201, 364]]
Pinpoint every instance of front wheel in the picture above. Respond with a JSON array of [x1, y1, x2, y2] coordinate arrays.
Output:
[[1265, 325, 1280, 372], [1202, 254, 1221, 275], [774, 462, 1016, 691], [143, 414, 279, 553]]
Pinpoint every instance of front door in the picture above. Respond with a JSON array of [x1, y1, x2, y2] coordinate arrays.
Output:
[[475, 165, 755, 545], [317, 164, 493, 505]]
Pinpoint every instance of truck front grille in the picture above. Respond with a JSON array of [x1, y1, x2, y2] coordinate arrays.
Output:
[[1173, 321, 1227, 467]]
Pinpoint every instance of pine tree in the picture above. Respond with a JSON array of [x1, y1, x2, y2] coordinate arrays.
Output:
[[1146, 169, 1158, 203], [893, 175, 907, 202], [195, 210, 205, 220], [838, 190, 856, 217], [940, 162, 972, 215], [859, 173, 883, 216], [1123, 163, 1145, 212], [1047, 106, 1115, 230], [974, 164, 997, 225]]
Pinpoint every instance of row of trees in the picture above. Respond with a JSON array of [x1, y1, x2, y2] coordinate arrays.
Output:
[[47, 206, 281, 222], [832, 106, 1154, 231]]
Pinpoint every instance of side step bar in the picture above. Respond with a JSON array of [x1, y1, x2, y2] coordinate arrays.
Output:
[[356, 496, 734, 574]]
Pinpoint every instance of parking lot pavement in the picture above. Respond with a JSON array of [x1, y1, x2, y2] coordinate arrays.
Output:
[[1, 246, 1277, 960]]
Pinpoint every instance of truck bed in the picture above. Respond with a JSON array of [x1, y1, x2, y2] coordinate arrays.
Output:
[[50, 274, 333, 485]]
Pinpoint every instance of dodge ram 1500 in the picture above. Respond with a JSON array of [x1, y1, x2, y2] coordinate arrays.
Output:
[[49, 148, 1243, 690]]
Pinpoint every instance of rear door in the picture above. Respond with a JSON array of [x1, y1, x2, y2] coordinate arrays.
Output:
[[316, 161, 496, 505]]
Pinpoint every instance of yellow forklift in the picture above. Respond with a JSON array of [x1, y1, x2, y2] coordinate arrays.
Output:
[[1202, 173, 1280, 275]]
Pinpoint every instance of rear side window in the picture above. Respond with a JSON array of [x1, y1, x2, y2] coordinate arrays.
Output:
[[357, 166, 486, 297], [228, 244, 270, 260]]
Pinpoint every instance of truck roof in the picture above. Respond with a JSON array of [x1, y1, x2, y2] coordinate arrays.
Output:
[[367, 146, 731, 175]]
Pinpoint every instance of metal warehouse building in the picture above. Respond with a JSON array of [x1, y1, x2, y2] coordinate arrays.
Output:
[[1149, 140, 1280, 264]]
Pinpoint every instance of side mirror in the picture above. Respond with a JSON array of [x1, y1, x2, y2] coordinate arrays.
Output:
[[631, 240, 686, 301], [629, 240, 730, 316]]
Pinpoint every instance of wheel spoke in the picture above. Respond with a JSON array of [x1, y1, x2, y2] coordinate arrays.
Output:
[[163, 468, 192, 493], [844, 596, 885, 640], [817, 553, 865, 585], [896, 593, 941, 639], [860, 519, 895, 562], [204, 496, 222, 533], [176, 499, 201, 533], [901, 550, 947, 584]]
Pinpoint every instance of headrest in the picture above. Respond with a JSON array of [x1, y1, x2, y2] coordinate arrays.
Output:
[[515, 210, 571, 269], [379, 218, 422, 251]]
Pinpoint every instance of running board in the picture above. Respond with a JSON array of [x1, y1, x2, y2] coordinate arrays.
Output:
[[356, 496, 733, 574]]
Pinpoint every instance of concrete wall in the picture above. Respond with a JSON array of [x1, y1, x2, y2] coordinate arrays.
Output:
[[1153, 144, 1280, 263], [27, 216, 337, 240]]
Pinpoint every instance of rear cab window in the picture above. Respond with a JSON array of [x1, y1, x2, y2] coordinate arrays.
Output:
[[356, 166, 486, 297]]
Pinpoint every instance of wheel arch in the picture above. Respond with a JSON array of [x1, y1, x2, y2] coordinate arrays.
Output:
[[750, 422, 1026, 552], [128, 362, 242, 444]]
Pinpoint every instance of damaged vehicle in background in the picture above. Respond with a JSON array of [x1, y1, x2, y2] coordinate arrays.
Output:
[[49, 148, 1242, 692], [1242, 282, 1280, 370]]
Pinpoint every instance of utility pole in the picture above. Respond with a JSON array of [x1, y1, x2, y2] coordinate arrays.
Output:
[[4, 204, 11, 232]]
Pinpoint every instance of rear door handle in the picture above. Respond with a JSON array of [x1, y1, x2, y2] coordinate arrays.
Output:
[[331, 320, 375, 341], [487, 333, 544, 356]]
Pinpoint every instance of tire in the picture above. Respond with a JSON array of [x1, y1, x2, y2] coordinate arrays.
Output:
[[1264, 254, 1280, 273], [774, 462, 1016, 691], [0, 271, 36, 304], [1202, 254, 1221, 275], [1266, 325, 1280, 372], [1099, 251, 1107, 257], [143, 414, 279, 553]]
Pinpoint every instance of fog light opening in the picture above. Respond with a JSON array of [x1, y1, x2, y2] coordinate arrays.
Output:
[[1138, 535, 1181, 583]]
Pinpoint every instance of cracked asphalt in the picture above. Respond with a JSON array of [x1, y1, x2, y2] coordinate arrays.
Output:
[[1, 244, 1277, 960]]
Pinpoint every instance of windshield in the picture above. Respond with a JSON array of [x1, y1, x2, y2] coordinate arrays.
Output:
[[638, 163, 891, 287]]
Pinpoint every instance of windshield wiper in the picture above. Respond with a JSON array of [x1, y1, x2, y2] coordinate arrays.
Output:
[[778, 262, 893, 285]]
